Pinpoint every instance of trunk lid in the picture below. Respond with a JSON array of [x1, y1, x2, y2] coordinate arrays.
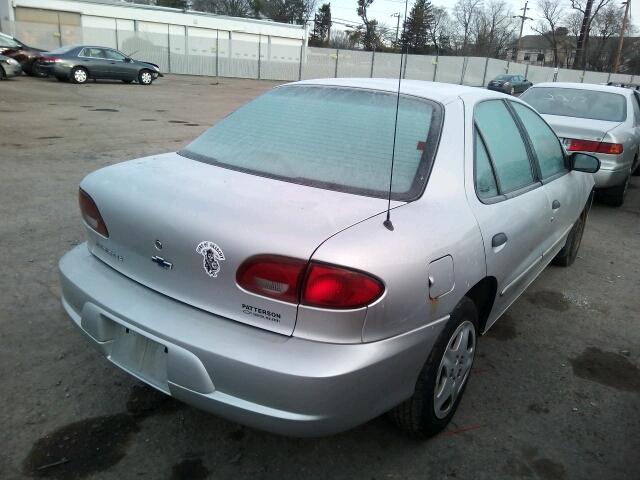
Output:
[[80, 152, 392, 335], [541, 114, 621, 143]]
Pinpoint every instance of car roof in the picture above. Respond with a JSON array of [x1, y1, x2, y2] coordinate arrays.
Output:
[[529, 82, 633, 97], [290, 78, 507, 104]]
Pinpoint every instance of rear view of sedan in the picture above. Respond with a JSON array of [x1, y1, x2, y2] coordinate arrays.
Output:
[[521, 82, 640, 206], [0, 54, 22, 78], [487, 74, 532, 95], [38, 44, 163, 84], [59, 79, 598, 437]]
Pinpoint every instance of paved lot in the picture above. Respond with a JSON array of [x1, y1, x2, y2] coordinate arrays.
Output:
[[1, 74, 639, 480]]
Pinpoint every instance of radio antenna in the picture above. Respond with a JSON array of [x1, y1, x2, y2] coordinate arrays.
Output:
[[383, 0, 410, 231]]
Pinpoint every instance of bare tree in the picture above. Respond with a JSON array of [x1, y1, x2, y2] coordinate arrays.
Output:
[[428, 6, 452, 54], [570, 0, 612, 68], [453, 0, 483, 54], [471, 1, 516, 58], [587, 4, 624, 70], [532, 0, 565, 66]]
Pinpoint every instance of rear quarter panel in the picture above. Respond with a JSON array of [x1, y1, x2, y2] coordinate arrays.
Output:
[[309, 99, 486, 343]]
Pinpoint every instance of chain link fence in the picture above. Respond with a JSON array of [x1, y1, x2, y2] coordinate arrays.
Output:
[[3, 20, 635, 86]]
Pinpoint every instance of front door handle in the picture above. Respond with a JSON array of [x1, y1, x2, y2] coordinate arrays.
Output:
[[492, 232, 508, 248], [552, 200, 561, 209]]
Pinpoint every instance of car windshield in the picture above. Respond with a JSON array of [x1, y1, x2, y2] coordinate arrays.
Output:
[[495, 75, 512, 81], [521, 87, 627, 122], [180, 86, 441, 200]]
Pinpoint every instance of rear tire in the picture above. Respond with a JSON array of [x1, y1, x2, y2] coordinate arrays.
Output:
[[600, 174, 630, 207], [552, 203, 589, 267], [138, 69, 153, 85], [0, 66, 5, 80], [70, 66, 88, 84], [389, 297, 478, 437]]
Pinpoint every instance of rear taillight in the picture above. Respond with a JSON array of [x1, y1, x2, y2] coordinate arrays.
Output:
[[565, 139, 623, 155], [79, 188, 108, 237], [236, 255, 306, 303], [236, 256, 384, 309], [39, 56, 60, 63], [302, 263, 384, 309]]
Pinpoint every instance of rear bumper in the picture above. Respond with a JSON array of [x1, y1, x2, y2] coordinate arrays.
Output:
[[59, 244, 444, 437], [593, 166, 629, 189]]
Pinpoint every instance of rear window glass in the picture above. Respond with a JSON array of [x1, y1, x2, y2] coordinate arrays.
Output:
[[47, 45, 76, 54], [521, 87, 627, 122], [180, 86, 441, 200]]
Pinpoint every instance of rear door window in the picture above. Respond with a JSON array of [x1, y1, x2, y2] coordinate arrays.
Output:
[[474, 100, 535, 193], [474, 131, 499, 199], [510, 102, 567, 179]]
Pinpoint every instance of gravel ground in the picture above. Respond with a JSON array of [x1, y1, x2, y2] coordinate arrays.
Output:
[[1, 74, 639, 480]]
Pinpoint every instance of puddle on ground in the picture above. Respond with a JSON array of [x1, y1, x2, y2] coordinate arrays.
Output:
[[485, 314, 517, 340], [168, 120, 188, 123], [570, 347, 640, 392], [527, 403, 550, 414], [140, 118, 157, 121], [36, 136, 63, 140], [22, 414, 139, 479], [186, 123, 201, 127], [170, 458, 209, 480], [526, 290, 570, 312], [90, 108, 119, 112], [24, 384, 184, 478], [531, 458, 566, 480]]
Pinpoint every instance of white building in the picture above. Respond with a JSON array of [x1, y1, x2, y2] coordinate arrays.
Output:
[[0, 0, 307, 78]]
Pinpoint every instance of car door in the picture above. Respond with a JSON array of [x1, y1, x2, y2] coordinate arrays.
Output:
[[509, 101, 581, 259], [78, 48, 110, 78], [466, 99, 550, 327], [103, 48, 136, 80]]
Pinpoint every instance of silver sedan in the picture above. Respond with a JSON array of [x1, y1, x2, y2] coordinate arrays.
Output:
[[59, 79, 599, 437], [0, 54, 22, 78], [520, 82, 640, 206]]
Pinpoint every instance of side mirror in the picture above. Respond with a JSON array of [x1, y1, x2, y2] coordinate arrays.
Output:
[[570, 152, 600, 173], [124, 57, 132, 63]]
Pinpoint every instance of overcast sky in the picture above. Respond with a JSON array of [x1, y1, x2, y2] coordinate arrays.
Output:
[[325, 0, 638, 37]]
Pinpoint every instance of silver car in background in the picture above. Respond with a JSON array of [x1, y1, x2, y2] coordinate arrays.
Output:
[[520, 82, 640, 206], [59, 79, 599, 437], [0, 54, 21, 79]]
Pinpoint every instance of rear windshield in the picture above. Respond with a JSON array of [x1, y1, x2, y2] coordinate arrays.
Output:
[[180, 86, 442, 200], [495, 75, 512, 81], [47, 45, 76, 54], [521, 87, 627, 122]]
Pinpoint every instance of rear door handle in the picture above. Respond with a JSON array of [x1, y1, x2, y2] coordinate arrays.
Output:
[[492, 232, 508, 248], [552, 200, 561, 209]]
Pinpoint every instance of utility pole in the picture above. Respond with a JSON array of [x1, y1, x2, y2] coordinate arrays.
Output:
[[391, 12, 401, 51], [573, 0, 594, 69], [613, 0, 631, 73], [513, 2, 533, 63]]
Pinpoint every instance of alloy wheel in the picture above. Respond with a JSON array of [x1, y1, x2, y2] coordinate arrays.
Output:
[[434, 320, 476, 419], [140, 71, 152, 84], [74, 69, 87, 83]]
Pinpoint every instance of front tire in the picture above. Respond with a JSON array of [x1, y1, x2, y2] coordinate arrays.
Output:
[[552, 199, 590, 267], [138, 69, 153, 85], [70, 66, 88, 84], [389, 297, 478, 437], [601, 173, 630, 207]]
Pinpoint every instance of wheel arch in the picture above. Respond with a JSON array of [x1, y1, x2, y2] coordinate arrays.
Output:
[[463, 276, 497, 334]]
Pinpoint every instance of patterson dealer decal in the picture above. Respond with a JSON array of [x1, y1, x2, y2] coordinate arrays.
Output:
[[242, 304, 282, 323], [196, 241, 225, 278]]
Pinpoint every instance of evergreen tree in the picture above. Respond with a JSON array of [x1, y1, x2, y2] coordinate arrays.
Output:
[[401, 0, 434, 54], [310, 3, 332, 45]]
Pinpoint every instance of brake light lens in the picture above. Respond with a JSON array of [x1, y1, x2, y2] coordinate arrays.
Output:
[[236, 257, 385, 309], [302, 263, 384, 309], [236, 255, 306, 303], [565, 139, 623, 155], [39, 56, 60, 63], [79, 188, 109, 237]]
